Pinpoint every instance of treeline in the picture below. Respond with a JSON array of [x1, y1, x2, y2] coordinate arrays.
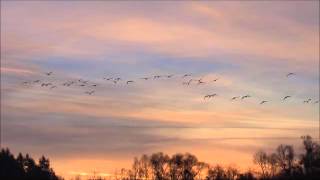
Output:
[[1, 135, 319, 180], [112, 135, 319, 180], [0, 148, 62, 180]]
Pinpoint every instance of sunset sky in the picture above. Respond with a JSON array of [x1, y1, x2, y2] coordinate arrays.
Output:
[[1, 1, 319, 179]]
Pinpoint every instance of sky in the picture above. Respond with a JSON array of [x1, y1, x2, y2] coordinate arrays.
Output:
[[1, 1, 319, 179]]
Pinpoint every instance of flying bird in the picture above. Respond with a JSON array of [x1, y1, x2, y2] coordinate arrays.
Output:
[[126, 80, 134, 84], [241, 95, 251, 100], [33, 80, 40, 83], [260, 100, 268, 104], [182, 74, 191, 78], [41, 83, 52, 87], [140, 77, 150, 80], [211, 78, 219, 82], [85, 90, 95, 95], [92, 84, 98, 87], [303, 98, 312, 103], [104, 77, 113, 81], [314, 100, 319, 104], [45, 72, 53, 76], [197, 79, 205, 85], [283, 96, 291, 100], [286, 73, 295, 77], [153, 75, 161, 79], [167, 74, 174, 78], [231, 96, 240, 100], [204, 94, 217, 100], [50, 86, 57, 89]]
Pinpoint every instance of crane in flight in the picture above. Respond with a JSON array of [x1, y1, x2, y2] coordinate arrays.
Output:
[[85, 90, 95, 95], [126, 80, 134, 84], [231, 96, 240, 100], [182, 74, 191, 78], [286, 73, 295, 77], [283, 96, 291, 101], [260, 100, 268, 104], [211, 78, 219, 82], [241, 95, 251, 100], [45, 72, 53, 76], [204, 94, 217, 100], [197, 79, 205, 85], [303, 98, 312, 103]]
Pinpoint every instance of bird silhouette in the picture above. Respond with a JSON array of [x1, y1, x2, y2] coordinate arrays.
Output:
[[167, 74, 174, 78], [126, 80, 134, 84], [314, 100, 319, 104], [241, 95, 251, 100], [50, 86, 57, 89], [303, 98, 312, 103], [283, 96, 291, 100], [286, 73, 295, 77], [33, 80, 41, 83], [211, 78, 219, 82], [141, 77, 150, 80], [45, 72, 53, 76], [260, 100, 268, 104], [204, 94, 217, 100], [231, 96, 240, 100], [41, 83, 52, 87], [197, 79, 205, 85], [85, 90, 95, 95], [153, 75, 161, 79], [182, 74, 191, 78], [104, 77, 113, 81]]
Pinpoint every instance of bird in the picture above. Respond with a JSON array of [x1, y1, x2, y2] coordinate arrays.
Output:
[[126, 80, 134, 84], [114, 78, 121, 81], [314, 100, 319, 104], [85, 90, 95, 95], [303, 98, 312, 103], [182, 74, 192, 78], [41, 83, 52, 87], [153, 75, 161, 79], [231, 96, 240, 100], [45, 72, 53, 76], [140, 77, 150, 80], [286, 73, 295, 77], [197, 79, 205, 85], [50, 86, 57, 89], [79, 84, 86, 87], [260, 100, 268, 104], [283, 96, 291, 101], [167, 74, 174, 78], [33, 80, 40, 83], [211, 78, 219, 82], [204, 94, 217, 100], [103, 77, 113, 81], [241, 95, 251, 100], [92, 84, 98, 87]]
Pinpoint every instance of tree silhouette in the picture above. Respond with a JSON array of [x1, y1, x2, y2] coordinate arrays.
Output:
[[2, 135, 320, 180], [0, 148, 62, 180]]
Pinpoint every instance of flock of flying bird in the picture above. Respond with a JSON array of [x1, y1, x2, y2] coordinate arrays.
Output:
[[21, 71, 319, 105]]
